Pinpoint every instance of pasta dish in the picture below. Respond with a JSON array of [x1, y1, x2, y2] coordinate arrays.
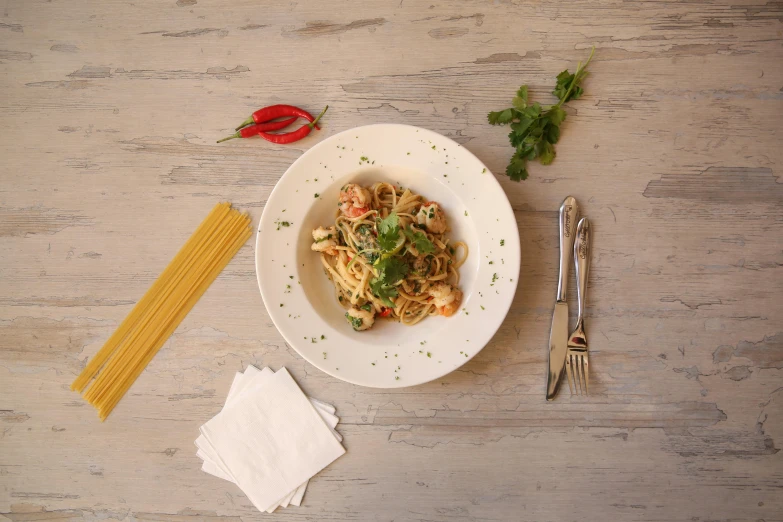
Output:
[[311, 182, 467, 331]]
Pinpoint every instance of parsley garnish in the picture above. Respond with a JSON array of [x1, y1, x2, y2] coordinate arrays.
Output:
[[500, 239, 505, 246], [488, 47, 594, 181]]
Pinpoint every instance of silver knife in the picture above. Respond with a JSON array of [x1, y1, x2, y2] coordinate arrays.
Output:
[[546, 196, 579, 401]]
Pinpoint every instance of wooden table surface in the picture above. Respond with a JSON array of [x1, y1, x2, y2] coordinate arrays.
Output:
[[2, 1, 782, 521]]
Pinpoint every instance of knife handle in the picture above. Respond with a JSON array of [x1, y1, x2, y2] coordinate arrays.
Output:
[[574, 217, 590, 323], [557, 196, 579, 302]]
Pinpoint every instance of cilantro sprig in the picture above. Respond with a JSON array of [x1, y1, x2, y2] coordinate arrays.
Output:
[[488, 47, 595, 181]]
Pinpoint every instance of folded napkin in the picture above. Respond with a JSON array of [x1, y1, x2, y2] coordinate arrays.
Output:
[[196, 366, 345, 513]]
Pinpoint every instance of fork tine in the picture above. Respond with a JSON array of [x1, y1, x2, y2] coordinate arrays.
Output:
[[565, 353, 574, 396], [582, 354, 589, 395], [572, 354, 581, 395], [574, 354, 585, 395]]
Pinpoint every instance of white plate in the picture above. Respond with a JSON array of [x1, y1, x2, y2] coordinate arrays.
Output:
[[256, 124, 520, 388]]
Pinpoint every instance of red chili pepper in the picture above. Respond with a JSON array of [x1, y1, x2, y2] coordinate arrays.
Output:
[[236, 105, 321, 131], [216, 117, 297, 143], [378, 307, 392, 318], [257, 106, 327, 145]]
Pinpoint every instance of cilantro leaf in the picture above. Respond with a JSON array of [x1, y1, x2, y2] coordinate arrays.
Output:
[[546, 124, 560, 144], [370, 256, 409, 307], [369, 279, 398, 308], [376, 212, 400, 251], [403, 228, 435, 254], [374, 256, 408, 284], [547, 106, 567, 126], [536, 140, 555, 165], [512, 85, 528, 110], [506, 153, 528, 181], [378, 212, 398, 236], [487, 108, 515, 125]]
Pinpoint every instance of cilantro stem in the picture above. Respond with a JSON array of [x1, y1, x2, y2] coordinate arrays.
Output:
[[555, 46, 595, 108]]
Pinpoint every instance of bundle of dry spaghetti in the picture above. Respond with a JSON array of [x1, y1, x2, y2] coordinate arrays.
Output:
[[71, 202, 252, 420]]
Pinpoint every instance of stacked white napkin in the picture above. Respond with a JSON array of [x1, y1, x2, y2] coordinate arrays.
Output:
[[195, 366, 345, 513]]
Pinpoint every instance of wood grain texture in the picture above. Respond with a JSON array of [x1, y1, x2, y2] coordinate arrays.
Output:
[[1, 0, 782, 521]]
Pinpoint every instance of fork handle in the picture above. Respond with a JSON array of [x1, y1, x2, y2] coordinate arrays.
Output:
[[574, 217, 590, 324], [557, 196, 579, 302]]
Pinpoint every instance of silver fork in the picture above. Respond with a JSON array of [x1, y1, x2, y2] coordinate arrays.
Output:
[[566, 217, 590, 395]]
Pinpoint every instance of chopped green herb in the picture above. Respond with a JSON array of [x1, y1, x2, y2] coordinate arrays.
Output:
[[492, 273, 499, 283], [395, 376, 400, 380], [426, 352, 431, 358], [480, 305, 485, 310], [372, 362, 376, 366], [482, 168, 487, 174], [289, 275, 294, 279], [345, 312, 363, 330], [314, 193, 320, 198], [464, 211, 468, 216], [431, 145, 436, 150], [321, 334, 325, 340], [279, 303, 283, 307], [311, 337, 317, 343], [361, 303, 373, 312], [489, 261, 494, 265], [500, 239, 505, 246], [360, 156, 368, 162]]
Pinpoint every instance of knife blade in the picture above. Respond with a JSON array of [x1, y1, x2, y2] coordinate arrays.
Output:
[[546, 196, 579, 401]]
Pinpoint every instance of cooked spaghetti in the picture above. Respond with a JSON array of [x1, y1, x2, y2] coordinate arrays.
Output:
[[311, 182, 467, 331]]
